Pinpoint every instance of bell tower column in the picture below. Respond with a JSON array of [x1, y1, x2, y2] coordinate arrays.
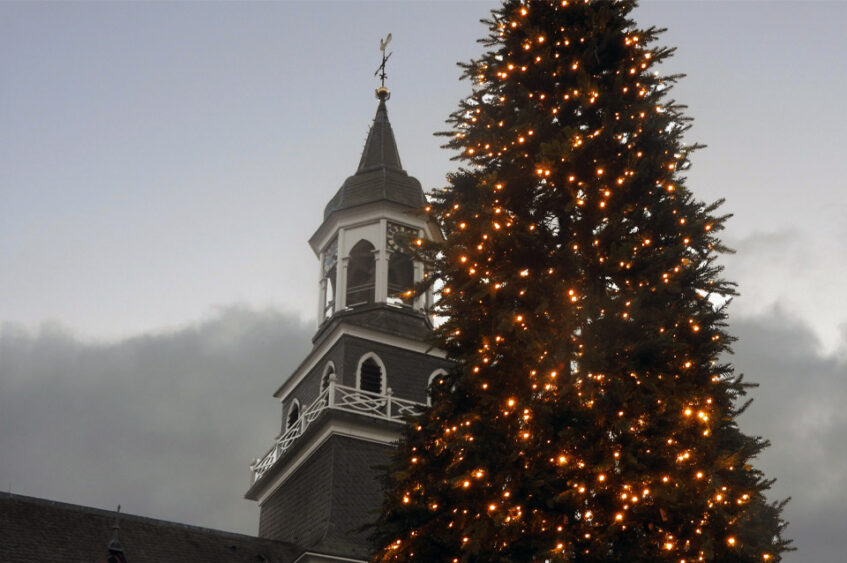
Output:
[[335, 229, 347, 311], [317, 255, 327, 322], [414, 259, 426, 311], [375, 218, 389, 303]]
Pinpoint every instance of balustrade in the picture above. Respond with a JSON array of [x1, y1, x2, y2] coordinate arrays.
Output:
[[250, 382, 422, 483]]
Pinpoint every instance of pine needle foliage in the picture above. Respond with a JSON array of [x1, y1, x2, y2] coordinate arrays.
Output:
[[372, 1, 790, 561]]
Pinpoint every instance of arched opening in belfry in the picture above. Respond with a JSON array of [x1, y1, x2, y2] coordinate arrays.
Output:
[[286, 400, 301, 431], [387, 252, 414, 305], [358, 356, 384, 394], [346, 240, 376, 307]]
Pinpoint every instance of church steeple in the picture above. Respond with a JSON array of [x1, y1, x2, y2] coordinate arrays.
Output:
[[246, 50, 451, 562], [356, 96, 402, 173]]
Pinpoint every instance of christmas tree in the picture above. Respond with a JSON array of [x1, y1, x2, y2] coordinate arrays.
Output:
[[372, 1, 790, 561]]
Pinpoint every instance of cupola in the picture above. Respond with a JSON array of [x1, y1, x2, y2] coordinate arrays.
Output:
[[309, 88, 441, 330]]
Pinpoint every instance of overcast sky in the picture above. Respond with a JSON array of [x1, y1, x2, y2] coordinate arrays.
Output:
[[1, 2, 845, 561]]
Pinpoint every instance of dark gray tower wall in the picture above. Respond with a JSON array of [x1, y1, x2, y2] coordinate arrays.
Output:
[[258, 436, 392, 560]]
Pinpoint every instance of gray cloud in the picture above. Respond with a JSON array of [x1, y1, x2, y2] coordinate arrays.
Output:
[[721, 228, 847, 353], [0, 305, 312, 534], [1, 305, 843, 560], [733, 308, 847, 562]]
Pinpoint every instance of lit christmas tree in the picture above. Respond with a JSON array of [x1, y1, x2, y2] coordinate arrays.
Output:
[[372, 1, 790, 561]]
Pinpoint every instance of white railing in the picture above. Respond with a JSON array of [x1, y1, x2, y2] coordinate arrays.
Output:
[[249, 377, 423, 483]]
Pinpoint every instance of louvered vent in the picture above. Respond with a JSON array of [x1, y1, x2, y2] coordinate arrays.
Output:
[[359, 358, 383, 393]]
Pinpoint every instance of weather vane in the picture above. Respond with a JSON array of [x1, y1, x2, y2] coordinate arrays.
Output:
[[374, 33, 392, 100]]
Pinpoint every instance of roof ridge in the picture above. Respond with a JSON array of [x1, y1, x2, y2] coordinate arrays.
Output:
[[1, 492, 285, 542]]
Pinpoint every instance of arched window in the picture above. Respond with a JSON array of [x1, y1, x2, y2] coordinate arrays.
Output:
[[427, 369, 448, 406], [388, 252, 414, 305], [286, 399, 301, 431], [320, 362, 336, 393], [346, 240, 375, 307], [357, 353, 386, 394]]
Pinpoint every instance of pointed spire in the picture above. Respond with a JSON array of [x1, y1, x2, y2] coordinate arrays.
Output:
[[322, 89, 426, 221], [356, 92, 403, 174]]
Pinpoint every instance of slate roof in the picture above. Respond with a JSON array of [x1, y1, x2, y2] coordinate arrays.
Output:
[[323, 98, 427, 220], [356, 98, 402, 173], [0, 493, 298, 563]]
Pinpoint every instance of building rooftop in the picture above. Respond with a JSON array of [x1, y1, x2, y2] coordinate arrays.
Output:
[[0, 493, 298, 562]]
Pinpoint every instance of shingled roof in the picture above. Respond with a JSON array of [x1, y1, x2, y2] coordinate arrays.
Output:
[[323, 97, 426, 220], [0, 493, 298, 562]]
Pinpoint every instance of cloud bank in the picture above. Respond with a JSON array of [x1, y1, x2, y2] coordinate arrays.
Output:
[[0, 305, 312, 534], [732, 310, 847, 562], [1, 305, 844, 560]]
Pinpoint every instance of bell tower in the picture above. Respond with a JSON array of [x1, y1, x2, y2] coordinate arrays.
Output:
[[245, 85, 449, 562], [314, 87, 435, 324]]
